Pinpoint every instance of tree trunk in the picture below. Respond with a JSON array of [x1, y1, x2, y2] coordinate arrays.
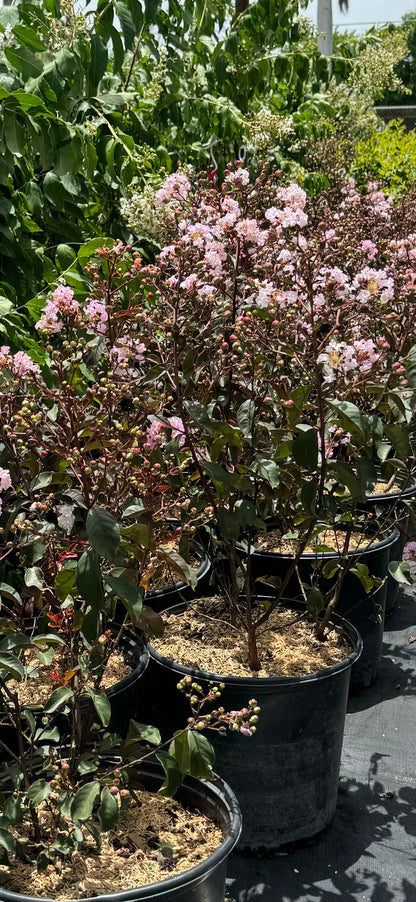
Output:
[[317, 0, 333, 57]]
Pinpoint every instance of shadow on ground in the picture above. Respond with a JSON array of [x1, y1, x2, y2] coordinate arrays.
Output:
[[227, 763, 416, 902], [227, 587, 416, 902]]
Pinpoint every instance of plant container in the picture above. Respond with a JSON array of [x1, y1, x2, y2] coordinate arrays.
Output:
[[146, 602, 362, 851], [357, 474, 416, 615], [250, 524, 398, 686], [0, 629, 149, 760], [0, 762, 241, 902]]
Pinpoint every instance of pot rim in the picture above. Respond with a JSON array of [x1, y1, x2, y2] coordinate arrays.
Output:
[[0, 763, 242, 902], [251, 523, 399, 561], [148, 600, 363, 688]]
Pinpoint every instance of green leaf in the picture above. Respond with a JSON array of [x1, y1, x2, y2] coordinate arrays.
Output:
[[388, 560, 413, 585], [13, 25, 46, 52], [98, 785, 118, 830], [0, 653, 24, 682], [3, 113, 24, 156], [86, 507, 120, 562], [54, 568, 77, 601], [78, 237, 115, 261], [0, 828, 16, 852], [76, 549, 106, 610], [44, 686, 74, 713], [327, 461, 366, 501], [203, 461, 251, 493], [24, 566, 44, 591], [56, 243, 77, 271], [139, 605, 164, 637], [85, 688, 111, 727], [169, 730, 215, 780], [329, 400, 367, 446], [0, 583, 21, 605], [26, 779, 52, 806], [350, 562, 373, 593], [156, 751, 184, 797], [306, 587, 325, 619], [71, 782, 101, 824], [123, 720, 161, 752], [252, 458, 280, 488], [156, 548, 197, 589], [0, 296, 12, 316], [89, 34, 108, 89], [0, 7, 19, 28], [217, 507, 241, 541], [4, 45, 43, 78], [293, 428, 318, 471], [236, 399, 255, 437], [184, 399, 213, 432], [384, 424, 410, 460]]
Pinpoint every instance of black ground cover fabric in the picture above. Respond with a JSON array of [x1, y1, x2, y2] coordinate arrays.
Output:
[[227, 586, 416, 902]]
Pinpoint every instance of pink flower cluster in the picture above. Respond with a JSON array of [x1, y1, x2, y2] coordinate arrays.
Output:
[[403, 542, 416, 562], [0, 346, 40, 377], [0, 467, 11, 515], [155, 172, 191, 208], [146, 417, 186, 449], [317, 338, 380, 383]]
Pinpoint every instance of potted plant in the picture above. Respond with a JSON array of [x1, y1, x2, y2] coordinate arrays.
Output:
[[0, 578, 255, 901], [110, 164, 416, 847]]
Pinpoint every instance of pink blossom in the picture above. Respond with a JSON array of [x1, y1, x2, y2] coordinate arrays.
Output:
[[204, 242, 226, 277], [325, 229, 336, 241], [352, 267, 394, 303], [145, 417, 186, 449], [353, 339, 380, 374], [224, 168, 250, 188], [278, 184, 307, 211], [84, 299, 108, 334], [265, 207, 279, 224], [245, 281, 275, 309], [280, 208, 308, 229], [0, 346, 10, 364], [110, 338, 146, 374], [168, 417, 186, 447], [403, 542, 416, 561], [52, 285, 79, 315], [180, 274, 198, 291], [361, 240, 378, 260], [36, 300, 63, 334], [146, 420, 165, 449], [155, 173, 191, 208], [236, 219, 266, 246], [182, 222, 214, 249], [12, 352, 40, 377], [0, 468, 12, 492], [239, 725, 253, 737]]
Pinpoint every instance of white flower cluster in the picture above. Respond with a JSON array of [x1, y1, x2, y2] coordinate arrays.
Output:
[[0, 24, 15, 51], [246, 110, 294, 154], [120, 185, 167, 244]]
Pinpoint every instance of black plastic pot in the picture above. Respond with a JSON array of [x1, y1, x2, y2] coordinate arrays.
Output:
[[104, 628, 149, 735], [0, 629, 148, 761], [357, 475, 416, 615], [0, 761, 241, 902], [146, 602, 362, 851], [250, 525, 398, 687]]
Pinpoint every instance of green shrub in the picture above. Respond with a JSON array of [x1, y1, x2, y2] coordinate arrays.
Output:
[[353, 120, 416, 192]]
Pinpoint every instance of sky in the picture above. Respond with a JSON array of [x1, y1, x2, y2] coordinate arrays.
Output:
[[306, 0, 416, 31]]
